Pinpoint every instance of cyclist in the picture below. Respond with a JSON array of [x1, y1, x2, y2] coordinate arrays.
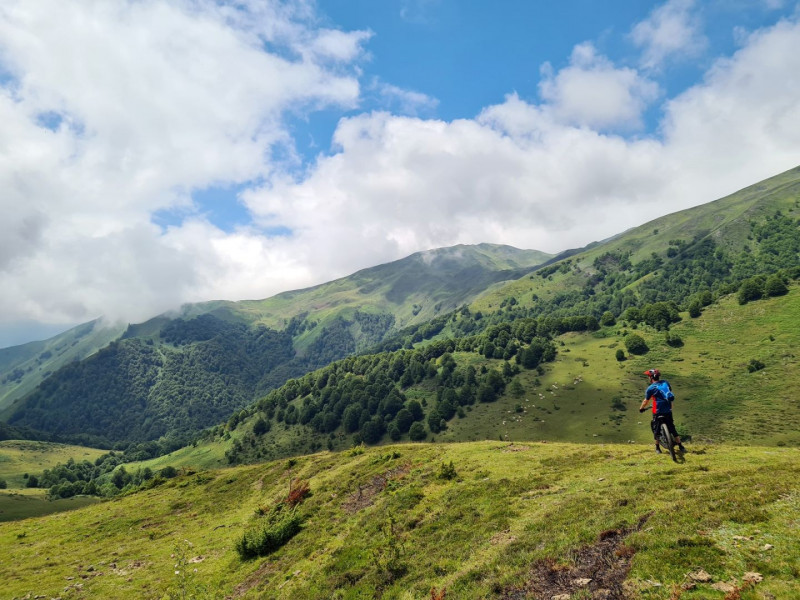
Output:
[[639, 369, 686, 454]]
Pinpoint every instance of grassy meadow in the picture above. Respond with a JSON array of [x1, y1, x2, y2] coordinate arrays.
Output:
[[1, 441, 798, 599]]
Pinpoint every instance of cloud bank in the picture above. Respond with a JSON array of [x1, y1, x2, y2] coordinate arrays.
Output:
[[1, 1, 799, 334]]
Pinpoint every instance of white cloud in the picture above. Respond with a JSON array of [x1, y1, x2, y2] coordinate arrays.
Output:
[[0, 0, 368, 325], [631, 0, 708, 70], [245, 19, 800, 279], [371, 79, 439, 115], [2, 2, 800, 337], [539, 42, 659, 130]]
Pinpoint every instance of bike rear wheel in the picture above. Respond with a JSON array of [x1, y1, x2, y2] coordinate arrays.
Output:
[[660, 422, 677, 462]]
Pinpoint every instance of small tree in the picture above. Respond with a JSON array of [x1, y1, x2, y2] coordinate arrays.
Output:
[[600, 311, 616, 326], [765, 275, 788, 297], [624, 333, 649, 355], [738, 278, 764, 305], [408, 422, 426, 441], [252, 417, 269, 436], [615, 349, 626, 362], [0, 478, 7, 489], [688, 300, 702, 318], [26, 475, 39, 488]]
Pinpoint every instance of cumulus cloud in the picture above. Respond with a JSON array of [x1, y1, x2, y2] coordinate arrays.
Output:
[[631, 0, 708, 70], [539, 42, 659, 130], [2, 1, 800, 338], [0, 0, 369, 325]]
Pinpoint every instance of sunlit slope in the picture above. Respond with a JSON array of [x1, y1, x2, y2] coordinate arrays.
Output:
[[0, 440, 106, 488], [1, 442, 798, 599], [442, 289, 800, 447]]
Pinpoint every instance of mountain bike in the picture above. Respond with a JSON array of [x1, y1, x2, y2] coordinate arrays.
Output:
[[654, 414, 678, 462]]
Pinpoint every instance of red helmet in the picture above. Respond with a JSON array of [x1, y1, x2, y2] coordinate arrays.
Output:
[[644, 369, 660, 380]]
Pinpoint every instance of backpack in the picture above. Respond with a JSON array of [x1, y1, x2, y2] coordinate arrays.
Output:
[[652, 381, 674, 414]]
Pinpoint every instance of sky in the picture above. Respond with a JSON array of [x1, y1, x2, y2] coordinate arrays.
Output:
[[1, 0, 800, 348]]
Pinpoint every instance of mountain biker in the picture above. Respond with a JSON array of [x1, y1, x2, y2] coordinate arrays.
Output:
[[639, 369, 686, 454]]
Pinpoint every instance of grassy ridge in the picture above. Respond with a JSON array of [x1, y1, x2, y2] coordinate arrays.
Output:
[[1, 441, 798, 599]]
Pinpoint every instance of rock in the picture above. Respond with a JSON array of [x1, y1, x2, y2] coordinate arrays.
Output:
[[689, 569, 713, 582], [763, 544, 774, 550], [573, 578, 592, 586], [85, 565, 95, 572], [743, 572, 763, 583], [552, 595, 571, 600], [711, 582, 736, 593]]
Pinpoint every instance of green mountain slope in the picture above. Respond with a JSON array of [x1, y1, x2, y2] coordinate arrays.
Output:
[[0, 320, 124, 414], [190, 243, 552, 350], [1, 441, 798, 599], [213, 283, 800, 466], [1, 244, 551, 446]]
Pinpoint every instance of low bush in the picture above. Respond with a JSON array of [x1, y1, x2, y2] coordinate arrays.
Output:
[[235, 506, 302, 560]]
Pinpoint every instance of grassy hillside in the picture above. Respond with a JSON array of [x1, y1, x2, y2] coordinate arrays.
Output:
[[0, 441, 106, 488], [1, 441, 798, 599], [0, 441, 107, 523]]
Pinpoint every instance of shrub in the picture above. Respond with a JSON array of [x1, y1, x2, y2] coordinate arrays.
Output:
[[159, 465, 178, 479], [747, 359, 765, 373], [688, 300, 701, 318], [235, 507, 302, 559], [252, 417, 269, 436], [615, 349, 625, 362], [624, 333, 649, 355], [25, 475, 39, 488], [0, 478, 7, 489], [286, 480, 311, 507], [438, 461, 457, 480], [665, 332, 683, 347]]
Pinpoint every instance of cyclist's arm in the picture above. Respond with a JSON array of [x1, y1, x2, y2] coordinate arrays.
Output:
[[639, 394, 652, 412]]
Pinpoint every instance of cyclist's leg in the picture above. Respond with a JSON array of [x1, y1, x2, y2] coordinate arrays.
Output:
[[650, 416, 661, 452]]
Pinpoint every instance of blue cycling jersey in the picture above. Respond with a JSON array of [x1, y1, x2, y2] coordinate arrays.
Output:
[[645, 380, 674, 414]]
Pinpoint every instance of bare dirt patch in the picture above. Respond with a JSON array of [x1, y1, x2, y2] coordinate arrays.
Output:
[[342, 464, 411, 514], [227, 560, 277, 599], [502, 514, 651, 600]]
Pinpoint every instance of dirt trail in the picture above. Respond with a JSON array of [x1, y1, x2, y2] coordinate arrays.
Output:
[[502, 514, 651, 600]]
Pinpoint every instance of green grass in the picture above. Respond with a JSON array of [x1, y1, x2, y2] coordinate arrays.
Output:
[[0, 441, 107, 488], [0, 489, 100, 522], [1, 441, 797, 599]]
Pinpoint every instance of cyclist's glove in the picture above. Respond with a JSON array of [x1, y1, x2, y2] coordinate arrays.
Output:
[[639, 408, 646, 413]]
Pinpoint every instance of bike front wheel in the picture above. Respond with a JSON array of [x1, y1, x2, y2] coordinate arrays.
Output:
[[661, 422, 676, 462]]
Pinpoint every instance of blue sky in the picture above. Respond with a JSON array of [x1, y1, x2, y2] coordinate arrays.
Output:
[[1, 0, 799, 347]]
